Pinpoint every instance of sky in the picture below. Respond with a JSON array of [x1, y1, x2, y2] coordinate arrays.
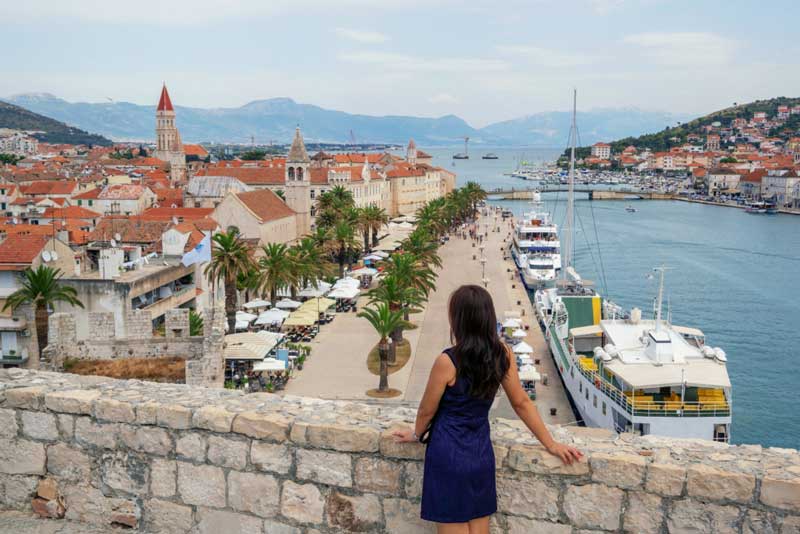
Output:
[[1, 0, 799, 127]]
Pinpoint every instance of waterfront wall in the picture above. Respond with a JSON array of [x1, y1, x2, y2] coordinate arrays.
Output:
[[0, 369, 798, 534]]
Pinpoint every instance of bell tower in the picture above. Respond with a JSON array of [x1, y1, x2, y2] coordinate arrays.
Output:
[[285, 127, 311, 236], [153, 84, 186, 182]]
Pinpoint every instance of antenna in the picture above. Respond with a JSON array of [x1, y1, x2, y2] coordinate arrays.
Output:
[[110, 238, 117, 248], [652, 265, 671, 332], [562, 88, 577, 277]]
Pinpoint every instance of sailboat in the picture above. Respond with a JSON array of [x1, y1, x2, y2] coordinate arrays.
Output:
[[533, 90, 732, 442], [453, 137, 470, 159]]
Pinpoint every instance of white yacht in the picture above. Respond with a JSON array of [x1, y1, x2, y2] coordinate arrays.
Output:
[[510, 192, 561, 289], [533, 91, 732, 442]]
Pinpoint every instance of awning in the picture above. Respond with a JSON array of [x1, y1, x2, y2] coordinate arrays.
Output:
[[511, 328, 527, 339], [224, 331, 284, 360], [605, 359, 731, 389], [243, 299, 271, 310], [513, 341, 534, 354], [672, 325, 705, 338], [282, 311, 318, 327], [275, 298, 302, 309], [255, 308, 290, 325], [236, 311, 257, 323], [329, 286, 360, 299], [333, 277, 360, 289], [298, 281, 332, 298], [0, 317, 27, 331], [570, 324, 604, 337], [363, 254, 384, 262], [297, 297, 335, 313], [253, 358, 286, 372], [502, 318, 521, 328], [519, 364, 541, 382], [351, 267, 377, 276]]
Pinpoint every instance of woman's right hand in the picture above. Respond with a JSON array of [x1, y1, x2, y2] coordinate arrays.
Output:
[[546, 441, 583, 465]]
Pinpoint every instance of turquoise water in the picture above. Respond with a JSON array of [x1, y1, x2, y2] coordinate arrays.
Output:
[[424, 147, 800, 448]]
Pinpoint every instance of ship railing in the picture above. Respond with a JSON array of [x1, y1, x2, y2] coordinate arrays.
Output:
[[573, 356, 731, 418]]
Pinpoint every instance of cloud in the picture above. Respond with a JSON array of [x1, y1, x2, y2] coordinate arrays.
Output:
[[622, 32, 737, 66], [334, 28, 389, 44], [587, 0, 625, 14], [495, 45, 596, 67], [338, 52, 509, 73], [428, 93, 458, 105]]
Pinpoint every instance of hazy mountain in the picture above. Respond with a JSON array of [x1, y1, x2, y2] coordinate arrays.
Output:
[[4, 93, 690, 147], [0, 99, 111, 146]]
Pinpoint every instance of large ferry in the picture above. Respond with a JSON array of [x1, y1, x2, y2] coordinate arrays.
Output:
[[510, 192, 561, 289], [534, 91, 732, 442]]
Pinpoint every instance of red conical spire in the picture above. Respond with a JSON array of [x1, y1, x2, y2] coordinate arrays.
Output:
[[157, 84, 174, 112]]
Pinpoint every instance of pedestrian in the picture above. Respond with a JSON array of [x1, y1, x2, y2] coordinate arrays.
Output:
[[393, 285, 581, 533]]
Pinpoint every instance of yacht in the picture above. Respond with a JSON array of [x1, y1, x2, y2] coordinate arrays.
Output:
[[533, 90, 732, 442], [482, 153, 499, 160], [510, 192, 561, 289]]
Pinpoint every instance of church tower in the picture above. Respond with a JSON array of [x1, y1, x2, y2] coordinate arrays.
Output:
[[407, 138, 417, 166], [285, 127, 311, 236], [153, 84, 186, 183]]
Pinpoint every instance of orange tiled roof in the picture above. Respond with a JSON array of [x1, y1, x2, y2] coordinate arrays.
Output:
[[41, 206, 101, 219], [140, 207, 214, 221], [235, 189, 295, 223], [0, 234, 49, 270]]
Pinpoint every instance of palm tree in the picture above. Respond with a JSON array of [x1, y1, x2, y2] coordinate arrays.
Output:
[[366, 205, 389, 247], [383, 252, 436, 299], [331, 218, 360, 278], [416, 200, 447, 238], [204, 229, 253, 333], [402, 228, 442, 269], [356, 207, 372, 253], [358, 302, 405, 392], [257, 243, 297, 305], [367, 274, 424, 362], [2, 265, 84, 356], [189, 309, 204, 336], [289, 238, 333, 295]]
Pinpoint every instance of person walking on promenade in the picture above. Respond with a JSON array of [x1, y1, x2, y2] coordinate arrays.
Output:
[[393, 284, 582, 534]]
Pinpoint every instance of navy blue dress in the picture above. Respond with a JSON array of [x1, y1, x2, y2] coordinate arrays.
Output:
[[421, 348, 496, 523]]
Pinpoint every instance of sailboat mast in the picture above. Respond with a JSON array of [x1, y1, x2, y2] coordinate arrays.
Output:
[[563, 89, 576, 277]]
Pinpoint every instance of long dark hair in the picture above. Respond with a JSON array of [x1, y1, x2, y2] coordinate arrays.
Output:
[[448, 284, 509, 400]]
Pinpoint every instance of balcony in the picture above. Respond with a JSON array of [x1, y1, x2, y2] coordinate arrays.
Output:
[[138, 285, 196, 319]]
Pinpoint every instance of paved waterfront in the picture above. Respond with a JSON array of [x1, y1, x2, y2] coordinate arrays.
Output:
[[285, 209, 575, 427]]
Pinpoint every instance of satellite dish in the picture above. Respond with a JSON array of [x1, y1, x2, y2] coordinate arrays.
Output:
[[41, 251, 52, 263], [50, 251, 59, 261], [110, 239, 117, 248], [114, 233, 122, 241], [152, 203, 160, 208], [172, 216, 179, 226], [170, 203, 177, 208]]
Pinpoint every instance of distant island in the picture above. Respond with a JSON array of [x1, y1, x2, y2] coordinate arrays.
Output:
[[0, 100, 111, 147]]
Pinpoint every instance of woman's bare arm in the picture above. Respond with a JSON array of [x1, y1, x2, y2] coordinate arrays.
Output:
[[393, 353, 454, 442], [501, 346, 582, 464]]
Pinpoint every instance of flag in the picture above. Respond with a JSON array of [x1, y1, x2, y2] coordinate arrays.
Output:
[[181, 234, 212, 267]]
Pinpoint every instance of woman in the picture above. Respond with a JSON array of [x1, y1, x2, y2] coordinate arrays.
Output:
[[393, 285, 582, 534]]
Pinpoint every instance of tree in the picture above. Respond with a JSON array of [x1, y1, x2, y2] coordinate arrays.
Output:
[[240, 149, 267, 160], [383, 252, 436, 300], [289, 237, 333, 295], [367, 274, 424, 362], [204, 229, 253, 333], [358, 302, 405, 392], [189, 310, 204, 336], [257, 243, 297, 305], [366, 205, 388, 247], [401, 227, 442, 269], [274, 189, 285, 201], [2, 266, 84, 356], [331, 217, 360, 278], [0, 153, 24, 165], [356, 207, 372, 252]]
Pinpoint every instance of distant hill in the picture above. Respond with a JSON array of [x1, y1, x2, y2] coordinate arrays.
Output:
[[0, 99, 112, 147], [4, 93, 691, 147]]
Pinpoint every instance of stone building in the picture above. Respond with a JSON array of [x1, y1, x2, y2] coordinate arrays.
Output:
[[212, 189, 298, 248], [152, 84, 187, 183], [283, 128, 312, 236]]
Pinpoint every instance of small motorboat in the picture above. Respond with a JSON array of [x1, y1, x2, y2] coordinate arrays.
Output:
[[482, 153, 499, 160], [625, 206, 637, 213]]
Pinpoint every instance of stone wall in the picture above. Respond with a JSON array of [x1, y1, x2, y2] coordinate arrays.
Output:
[[0, 369, 798, 534]]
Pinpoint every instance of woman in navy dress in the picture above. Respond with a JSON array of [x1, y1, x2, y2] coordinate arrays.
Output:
[[393, 285, 582, 534]]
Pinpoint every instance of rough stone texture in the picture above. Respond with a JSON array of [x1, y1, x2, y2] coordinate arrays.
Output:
[[354, 457, 403, 495], [156, 404, 193, 430], [563, 484, 624, 530], [100, 452, 149, 495], [176, 462, 226, 508], [143, 499, 193, 534], [193, 405, 235, 433], [742, 510, 780, 534], [761, 477, 800, 512], [150, 459, 176, 498], [326, 491, 382, 532], [20, 411, 59, 441], [175, 432, 206, 462], [194, 507, 263, 534], [228, 471, 279, 518], [281, 481, 324, 525], [506, 516, 572, 534], [497, 475, 560, 520], [206, 435, 249, 470], [263, 519, 302, 534], [667, 498, 740, 534], [0, 474, 39, 507], [251, 442, 291, 475], [782, 516, 800, 534], [233, 411, 290, 441], [590, 452, 647, 489], [44, 390, 101, 415], [94, 398, 135, 423], [0, 438, 45, 475], [383, 498, 435, 534], [296, 448, 352, 487], [624, 491, 663, 534], [687, 462, 756, 503], [305, 422, 380, 452], [46, 443, 91, 481], [646, 462, 686, 496], [119, 425, 173, 456], [74, 417, 117, 449], [0, 408, 19, 438], [403, 461, 424, 499], [508, 444, 590, 475]]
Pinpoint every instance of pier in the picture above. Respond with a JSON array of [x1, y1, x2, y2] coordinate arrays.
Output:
[[488, 186, 676, 201]]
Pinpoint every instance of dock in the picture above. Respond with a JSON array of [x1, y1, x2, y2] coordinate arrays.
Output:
[[488, 186, 675, 201]]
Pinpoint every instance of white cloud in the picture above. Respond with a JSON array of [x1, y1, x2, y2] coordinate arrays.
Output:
[[334, 28, 389, 44], [622, 32, 737, 66], [338, 51, 509, 73], [428, 93, 458, 105], [495, 45, 597, 67]]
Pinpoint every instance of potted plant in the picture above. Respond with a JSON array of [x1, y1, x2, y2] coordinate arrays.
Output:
[[296, 354, 306, 370], [7, 349, 18, 359]]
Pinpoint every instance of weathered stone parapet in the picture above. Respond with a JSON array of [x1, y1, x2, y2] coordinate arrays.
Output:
[[165, 309, 190, 338], [0, 369, 798, 533]]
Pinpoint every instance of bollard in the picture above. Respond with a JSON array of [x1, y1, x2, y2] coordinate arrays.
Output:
[[517, 300, 521, 305], [550, 407, 557, 416], [512, 284, 515, 289]]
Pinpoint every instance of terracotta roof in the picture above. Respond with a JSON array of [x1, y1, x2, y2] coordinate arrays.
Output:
[[41, 206, 101, 219], [157, 84, 174, 112], [183, 144, 208, 157], [20, 181, 78, 196], [140, 207, 214, 221], [0, 234, 49, 270], [0, 223, 55, 238], [234, 189, 295, 223], [73, 188, 101, 200], [88, 217, 169, 245], [98, 184, 151, 200], [416, 150, 431, 158], [199, 167, 285, 185]]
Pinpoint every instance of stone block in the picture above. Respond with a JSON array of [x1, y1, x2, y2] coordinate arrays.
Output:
[[37, 477, 59, 501], [562, 483, 623, 530], [233, 411, 290, 441], [144, 499, 193, 534], [46, 443, 91, 481], [687, 463, 755, 503], [119, 425, 173, 456], [289, 421, 308, 445], [251, 442, 291, 475], [44, 389, 101, 415], [782, 516, 800, 534], [193, 405, 235, 433], [507, 517, 572, 534], [56, 414, 74, 439], [0, 408, 18, 438], [136, 402, 160, 425], [0, 437, 45, 475], [354, 457, 402, 495], [761, 477, 800, 512], [296, 448, 352, 487], [590, 452, 646, 489], [380, 428, 425, 460], [404, 461, 424, 498], [742, 510, 780, 534], [624, 491, 663, 534], [263, 519, 302, 534], [101, 452, 149, 495], [74, 417, 117, 449], [496, 475, 560, 520], [326, 491, 382, 532], [646, 462, 685, 496], [0, 473, 39, 508], [177, 462, 226, 508], [206, 435, 248, 470], [228, 470, 280, 518], [281, 480, 324, 524], [62, 483, 139, 526], [176, 432, 206, 461], [5, 386, 47, 410], [305, 422, 380, 452], [667, 498, 739, 534], [507, 444, 589, 476], [195, 507, 264, 534], [151, 459, 176, 498], [94, 398, 135, 423], [156, 404, 193, 430], [20, 410, 59, 441], [383, 498, 436, 534]]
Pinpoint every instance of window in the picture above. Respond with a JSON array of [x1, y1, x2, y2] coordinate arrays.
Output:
[[297, 168, 304, 180], [585, 388, 589, 400], [602, 401, 607, 416], [579, 382, 582, 393], [288, 167, 295, 180], [88, 200, 93, 206], [593, 395, 597, 408], [570, 367, 574, 378]]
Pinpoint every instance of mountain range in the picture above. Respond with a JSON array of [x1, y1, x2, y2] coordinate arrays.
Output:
[[0, 100, 111, 146], [3, 93, 690, 147]]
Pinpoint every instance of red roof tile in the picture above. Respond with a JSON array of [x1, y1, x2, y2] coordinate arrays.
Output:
[[157, 84, 174, 112], [234, 189, 295, 223], [0, 234, 49, 270]]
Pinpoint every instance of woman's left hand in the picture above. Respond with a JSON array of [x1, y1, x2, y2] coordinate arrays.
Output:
[[392, 427, 417, 443]]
